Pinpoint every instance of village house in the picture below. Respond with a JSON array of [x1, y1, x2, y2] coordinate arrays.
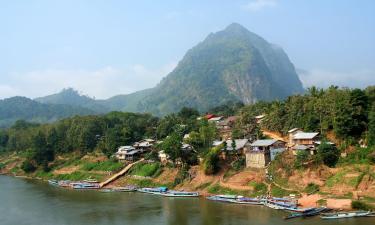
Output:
[[115, 146, 142, 161], [288, 128, 320, 155], [246, 139, 286, 168], [133, 138, 155, 152], [216, 116, 238, 139], [212, 139, 250, 159]]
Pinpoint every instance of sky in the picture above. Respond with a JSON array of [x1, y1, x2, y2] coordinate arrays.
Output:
[[0, 0, 374, 99]]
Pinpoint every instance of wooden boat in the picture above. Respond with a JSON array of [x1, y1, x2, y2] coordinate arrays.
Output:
[[83, 178, 99, 183], [137, 187, 168, 195], [284, 207, 331, 220], [48, 179, 59, 186], [321, 211, 371, 219], [58, 180, 72, 187], [285, 207, 315, 213], [161, 190, 199, 197], [234, 197, 265, 205], [72, 182, 100, 189], [112, 186, 137, 192], [206, 195, 241, 203], [264, 200, 297, 210]]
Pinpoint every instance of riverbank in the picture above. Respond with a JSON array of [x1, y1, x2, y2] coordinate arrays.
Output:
[[1, 151, 375, 210]]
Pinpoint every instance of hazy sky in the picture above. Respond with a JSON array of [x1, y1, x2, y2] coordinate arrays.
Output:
[[1, 0, 374, 99]]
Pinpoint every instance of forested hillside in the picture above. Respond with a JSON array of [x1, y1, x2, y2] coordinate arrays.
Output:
[[0, 96, 96, 128], [233, 86, 375, 147]]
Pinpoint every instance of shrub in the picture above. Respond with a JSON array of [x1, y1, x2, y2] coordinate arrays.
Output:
[[317, 141, 340, 167], [352, 200, 373, 210], [294, 150, 309, 168], [304, 183, 319, 194], [231, 157, 245, 171], [21, 160, 36, 173], [203, 145, 222, 175], [174, 164, 190, 185]]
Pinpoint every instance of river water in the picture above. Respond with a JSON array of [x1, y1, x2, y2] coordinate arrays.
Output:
[[0, 176, 374, 225]]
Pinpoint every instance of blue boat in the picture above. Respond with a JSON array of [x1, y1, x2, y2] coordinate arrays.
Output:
[[137, 187, 168, 195], [72, 182, 100, 189]]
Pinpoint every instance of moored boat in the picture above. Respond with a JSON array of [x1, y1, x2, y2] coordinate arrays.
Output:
[[206, 195, 241, 203], [112, 186, 137, 192], [284, 207, 331, 220], [264, 200, 297, 210], [234, 197, 265, 205], [137, 187, 168, 195], [321, 211, 371, 219], [72, 182, 100, 189], [58, 180, 72, 187], [162, 190, 199, 197], [48, 179, 59, 186], [83, 177, 99, 183]]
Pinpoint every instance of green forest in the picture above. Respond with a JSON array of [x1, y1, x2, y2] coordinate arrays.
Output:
[[0, 86, 374, 173]]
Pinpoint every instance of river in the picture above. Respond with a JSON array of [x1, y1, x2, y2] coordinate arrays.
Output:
[[0, 176, 373, 225]]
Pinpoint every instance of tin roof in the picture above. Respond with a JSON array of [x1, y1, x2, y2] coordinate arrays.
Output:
[[251, 139, 278, 147], [293, 132, 319, 139]]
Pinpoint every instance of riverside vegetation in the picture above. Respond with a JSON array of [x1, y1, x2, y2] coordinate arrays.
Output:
[[0, 86, 374, 210]]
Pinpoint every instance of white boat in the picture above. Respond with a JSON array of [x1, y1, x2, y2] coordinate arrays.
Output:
[[321, 211, 371, 219], [234, 197, 265, 205], [162, 190, 199, 197], [137, 187, 168, 195], [206, 195, 242, 203]]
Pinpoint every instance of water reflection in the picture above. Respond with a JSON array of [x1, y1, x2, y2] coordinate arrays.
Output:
[[1, 176, 374, 225]]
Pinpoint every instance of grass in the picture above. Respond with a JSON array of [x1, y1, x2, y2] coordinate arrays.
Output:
[[249, 181, 268, 196], [126, 178, 174, 189], [129, 162, 161, 177], [271, 184, 297, 197], [35, 170, 54, 179], [195, 182, 212, 190], [316, 199, 327, 206], [207, 183, 250, 196], [304, 183, 320, 194], [81, 160, 123, 172], [352, 200, 374, 210], [54, 171, 104, 181], [0, 162, 5, 169], [326, 171, 346, 187]]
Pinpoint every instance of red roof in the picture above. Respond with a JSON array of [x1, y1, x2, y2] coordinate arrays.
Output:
[[205, 114, 216, 119]]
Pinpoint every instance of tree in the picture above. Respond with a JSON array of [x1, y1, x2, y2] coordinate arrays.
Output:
[[294, 150, 309, 168], [203, 145, 222, 175], [199, 119, 217, 149], [367, 104, 375, 146], [161, 132, 183, 164], [317, 141, 340, 167]]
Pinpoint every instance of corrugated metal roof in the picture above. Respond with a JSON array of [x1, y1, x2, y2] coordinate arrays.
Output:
[[251, 139, 278, 147], [293, 132, 319, 139], [288, 128, 300, 133], [226, 139, 249, 150]]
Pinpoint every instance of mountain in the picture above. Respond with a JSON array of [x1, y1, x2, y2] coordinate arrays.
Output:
[[0, 96, 96, 127], [118, 23, 304, 114], [35, 88, 109, 113], [13, 23, 304, 117]]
